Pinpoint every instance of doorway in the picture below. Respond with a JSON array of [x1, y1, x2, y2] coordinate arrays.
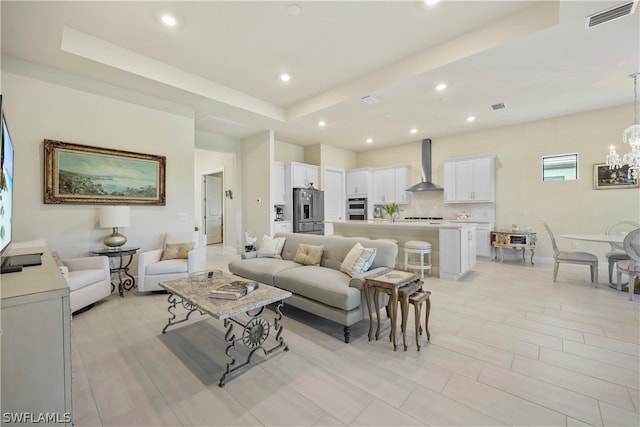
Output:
[[204, 172, 223, 245]]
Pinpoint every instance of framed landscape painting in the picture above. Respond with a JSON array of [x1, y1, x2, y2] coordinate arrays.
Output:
[[44, 139, 166, 205], [593, 163, 638, 190]]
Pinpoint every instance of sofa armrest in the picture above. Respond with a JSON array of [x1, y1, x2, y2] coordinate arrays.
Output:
[[348, 266, 390, 291], [58, 265, 70, 284]]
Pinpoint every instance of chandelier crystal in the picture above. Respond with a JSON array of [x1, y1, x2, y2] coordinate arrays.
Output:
[[607, 72, 640, 180]]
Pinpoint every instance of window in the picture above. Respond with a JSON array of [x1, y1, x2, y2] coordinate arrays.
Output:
[[542, 153, 578, 181]]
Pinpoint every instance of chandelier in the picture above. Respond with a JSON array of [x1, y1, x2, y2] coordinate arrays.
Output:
[[606, 72, 640, 180]]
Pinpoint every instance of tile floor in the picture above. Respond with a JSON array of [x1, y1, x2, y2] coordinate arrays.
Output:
[[71, 245, 639, 426]]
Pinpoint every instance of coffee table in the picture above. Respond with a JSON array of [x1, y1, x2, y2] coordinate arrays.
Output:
[[159, 272, 291, 386]]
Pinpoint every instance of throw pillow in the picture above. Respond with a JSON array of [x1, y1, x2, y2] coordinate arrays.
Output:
[[257, 235, 286, 259], [293, 243, 324, 266], [340, 243, 377, 277], [162, 242, 195, 260]]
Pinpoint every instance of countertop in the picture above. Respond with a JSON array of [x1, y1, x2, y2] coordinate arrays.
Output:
[[329, 220, 476, 229]]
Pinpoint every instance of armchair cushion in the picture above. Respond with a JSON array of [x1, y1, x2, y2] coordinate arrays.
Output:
[[146, 259, 189, 275], [161, 242, 195, 260]]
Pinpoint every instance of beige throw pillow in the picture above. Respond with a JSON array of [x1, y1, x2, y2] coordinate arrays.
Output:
[[162, 242, 195, 260], [257, 235, 286, 259], [340, 243, 377, 277], [293, 243, 324, 266]]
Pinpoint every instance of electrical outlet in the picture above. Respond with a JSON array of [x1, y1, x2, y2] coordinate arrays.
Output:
[[572, 242, 578, 249]]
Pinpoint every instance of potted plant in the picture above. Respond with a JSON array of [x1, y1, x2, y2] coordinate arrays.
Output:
[[382, 203, 401, 222]]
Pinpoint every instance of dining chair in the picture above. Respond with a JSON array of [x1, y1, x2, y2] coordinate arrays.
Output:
[[543, 223, 599, 285], [615, 228, 640, 301], [605, 221, 640, 286]]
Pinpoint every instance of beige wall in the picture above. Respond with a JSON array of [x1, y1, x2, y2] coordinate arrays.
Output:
[[274, 140, 304, 163], [2, 71, 196, 259], [357, 105, 640, 259], [242, 131, 274, 246]]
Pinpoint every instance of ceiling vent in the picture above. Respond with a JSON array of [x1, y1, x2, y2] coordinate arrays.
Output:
[[360, 94, 381, 104], [586, 1, 637, 28], [491, 102, 506, 111]]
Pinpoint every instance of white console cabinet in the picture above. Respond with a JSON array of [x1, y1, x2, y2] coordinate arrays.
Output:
[[1, 245, 72, 425], [444, 155, 496, 203], [439, 224, 477, 281]]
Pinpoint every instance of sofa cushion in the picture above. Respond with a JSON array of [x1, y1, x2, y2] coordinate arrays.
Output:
[[67, 269, 107, 292], [146, 259, 189, 274], [162, 242, 195, 260], [257, 235, 286, 259], [340, 243, 377, 277], [228, 258, 300, 286], [274, 266, 361, 311], [293, 244, 324, 266]]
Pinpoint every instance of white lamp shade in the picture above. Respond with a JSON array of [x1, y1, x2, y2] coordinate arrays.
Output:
[[100, 206, 130, 228]]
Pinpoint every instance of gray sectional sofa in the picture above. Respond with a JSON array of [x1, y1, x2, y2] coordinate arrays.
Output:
[[228, 232, 398, 342]]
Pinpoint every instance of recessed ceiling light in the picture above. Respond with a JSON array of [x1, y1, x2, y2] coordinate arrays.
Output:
[[435, 83, 448, 91], [366, 138, 373, 144], [410, 128, 418, 134], [425, 0, 441, 6], [318, 120, 326, 127], [467, 116, 476, 122], [287, 4, 301, 15], [280, 73, 291, 83], [161, 14, 177, 27]]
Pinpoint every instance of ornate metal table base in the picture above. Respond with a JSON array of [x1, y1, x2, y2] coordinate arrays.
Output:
[[161, 293, 289, 387]]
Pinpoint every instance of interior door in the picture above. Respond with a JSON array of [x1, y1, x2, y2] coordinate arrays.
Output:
[[205, 174, 222, 244], [324, 167, 345, 225]]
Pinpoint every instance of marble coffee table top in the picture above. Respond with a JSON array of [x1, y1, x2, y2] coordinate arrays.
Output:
[[159, 272, 291, 320]]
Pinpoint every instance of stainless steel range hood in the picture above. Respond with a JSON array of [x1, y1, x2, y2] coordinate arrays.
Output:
[[406, 139, 443, 192]]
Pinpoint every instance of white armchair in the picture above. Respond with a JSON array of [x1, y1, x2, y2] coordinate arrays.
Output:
[[56, 255, 111, 314], [137, 231, 207, 292]]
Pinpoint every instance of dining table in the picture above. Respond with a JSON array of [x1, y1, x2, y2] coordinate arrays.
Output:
[[561, 233, 627, 290]]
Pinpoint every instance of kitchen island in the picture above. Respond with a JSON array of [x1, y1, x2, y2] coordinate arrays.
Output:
[[329, 220, 477, 281]]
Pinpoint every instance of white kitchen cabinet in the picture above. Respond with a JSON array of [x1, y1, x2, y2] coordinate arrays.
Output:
[[272, 161, 286, 205], [439, 224, 477, 281], [444, 155, 495, 203], [475, 222, 495, 258], [346, 168, 372, 197], [1, 245, 72, 426], [289, 162, 319, 189], [273, 220, 292, 235], [372, 165, 410, 205]]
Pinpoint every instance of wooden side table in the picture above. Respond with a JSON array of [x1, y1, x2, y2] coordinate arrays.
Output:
[[91, 246, 139, 296], [364, 269, 422, 351], [491, 231, 536, 265]]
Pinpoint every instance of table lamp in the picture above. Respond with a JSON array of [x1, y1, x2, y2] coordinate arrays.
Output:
[[100, 206, 130, 248]]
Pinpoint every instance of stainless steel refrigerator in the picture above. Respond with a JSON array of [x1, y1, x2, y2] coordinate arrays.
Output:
[[293, 188, 325, 234]]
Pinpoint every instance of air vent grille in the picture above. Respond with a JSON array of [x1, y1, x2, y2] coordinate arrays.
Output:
[[361, 94, 381, 104], [586, 1, 637, 28], [491, 102, 506, 110]]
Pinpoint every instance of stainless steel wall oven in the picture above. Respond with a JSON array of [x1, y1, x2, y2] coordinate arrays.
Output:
[[347, 198, 367, 221]]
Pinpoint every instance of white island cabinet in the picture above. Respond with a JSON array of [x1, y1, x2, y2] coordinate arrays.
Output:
[[329, 220, 477, 281], [1, 244, 72, 425], [440, 224, 477, 281]]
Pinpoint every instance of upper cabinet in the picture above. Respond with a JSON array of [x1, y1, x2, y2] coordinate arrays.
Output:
[[346, 168, 372, 197], [444, 155, 495, 203], [372, 165, 410, 205], [289, 162, 319, 189], [272, 161, 286, 205]]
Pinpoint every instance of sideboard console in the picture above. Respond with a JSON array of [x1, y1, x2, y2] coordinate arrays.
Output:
[[1, 244, 72, 425], [491, 231, 536, 265]]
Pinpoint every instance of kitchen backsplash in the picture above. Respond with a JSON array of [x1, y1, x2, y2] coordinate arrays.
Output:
[[390, 191, 496, 221]]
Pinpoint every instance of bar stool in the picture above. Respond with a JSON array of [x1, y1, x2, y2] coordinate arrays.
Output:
[[404, 240, 432, 278]]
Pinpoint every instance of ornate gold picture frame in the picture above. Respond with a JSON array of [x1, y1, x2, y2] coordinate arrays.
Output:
[[44, 139, 166, 205]]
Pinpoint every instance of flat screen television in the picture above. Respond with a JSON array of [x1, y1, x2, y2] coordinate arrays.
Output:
[[0, 95, 14, 259]]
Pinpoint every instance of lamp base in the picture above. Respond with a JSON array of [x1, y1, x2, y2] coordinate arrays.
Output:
[[104, 227, 127, 248]]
